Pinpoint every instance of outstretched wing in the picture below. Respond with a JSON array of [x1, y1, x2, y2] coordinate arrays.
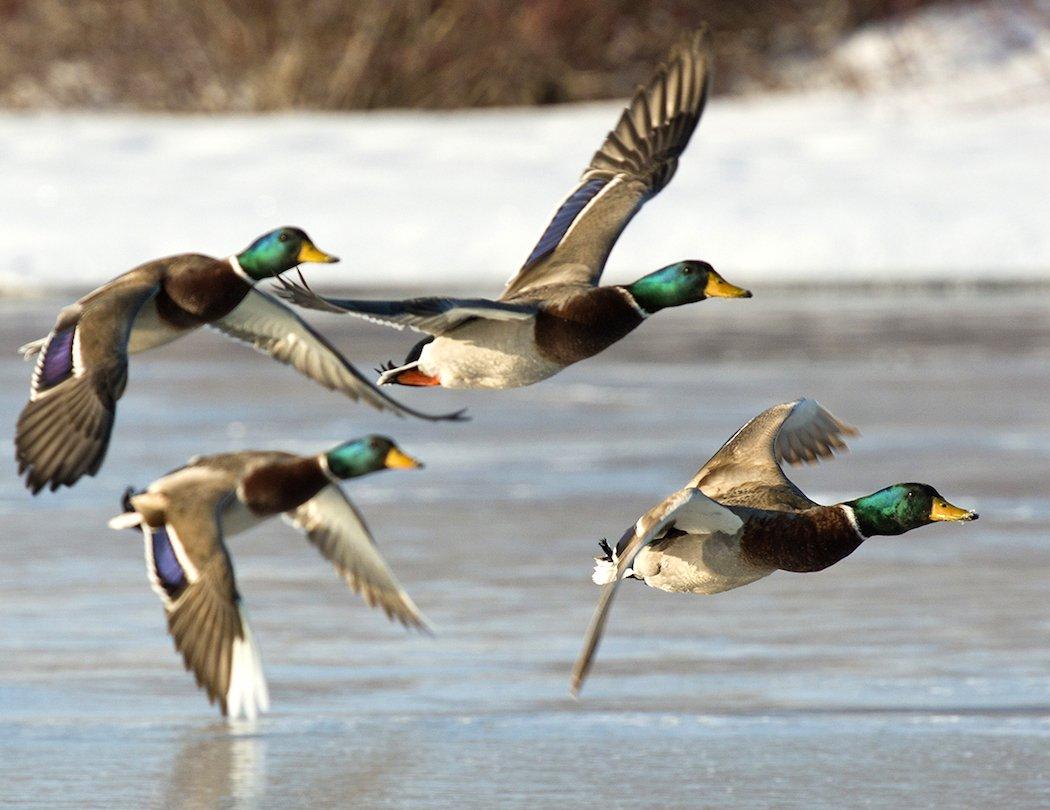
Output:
[[688, 399, 859, 502], [286, 485, 431, 631], [503, 27, 711, 298], [273, 277, 538, 335], [127, 467, 269, 720], [211, 287, 465, 421], [16, 272, 161, 493], [570, 487, 742, 696]]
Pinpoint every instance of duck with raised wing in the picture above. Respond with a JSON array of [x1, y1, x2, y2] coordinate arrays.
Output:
[[16, 227, 462, 494], [276, 28, 750, 390], [109, 434, 430, 720], [570, 399, 978, 695]]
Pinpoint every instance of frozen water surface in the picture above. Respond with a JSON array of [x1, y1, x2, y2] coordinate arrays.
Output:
[[0, 290, 1047, 807]]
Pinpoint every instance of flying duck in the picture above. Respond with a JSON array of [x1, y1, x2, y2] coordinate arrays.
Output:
[[16, 227, 462, 494], [570, 399, 978, 695], [275, 27, 751, 390], [109, 434, 429, 720]]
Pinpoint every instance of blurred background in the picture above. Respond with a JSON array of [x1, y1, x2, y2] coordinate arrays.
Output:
[[1, 3, 1048, 808], [0, 0, 1047, 291], [2, 0, 1048, 109]]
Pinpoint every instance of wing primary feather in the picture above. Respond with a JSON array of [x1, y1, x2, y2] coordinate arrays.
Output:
[[503, 26, 712, 296], [16, 276, 158, 493], [213, 288, 467, 423], [570, 579, 619, 697], [689, 399, 859, 498], [286, 486, 433, 633]]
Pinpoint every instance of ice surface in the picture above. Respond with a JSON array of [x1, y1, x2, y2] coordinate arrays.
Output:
[[1, 291, 1048, 806]]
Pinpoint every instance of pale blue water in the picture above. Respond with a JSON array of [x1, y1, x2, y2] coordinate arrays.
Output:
[[0, 290, 1048, 807]]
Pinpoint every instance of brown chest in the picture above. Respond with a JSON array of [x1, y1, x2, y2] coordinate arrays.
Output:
[[533, 288, 644, 366], [240, 457, 329, 516], [155, 256, 252, 329], [739, 506, 866, 573]]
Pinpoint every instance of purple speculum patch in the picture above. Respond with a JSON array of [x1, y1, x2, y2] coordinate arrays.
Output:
[[151, 526, 187, 599], [40, 327, 76, 389]]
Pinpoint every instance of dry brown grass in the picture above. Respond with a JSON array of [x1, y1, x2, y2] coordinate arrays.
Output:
[[0, 0, 946, 111]]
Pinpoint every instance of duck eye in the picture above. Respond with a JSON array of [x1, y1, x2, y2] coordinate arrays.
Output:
[[278, 233, 289, 242], [682, 266, 693, 275]]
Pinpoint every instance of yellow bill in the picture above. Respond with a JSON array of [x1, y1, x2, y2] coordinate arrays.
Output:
[[297, 241, 340, 264], [929, 497, 978, 522], [385, 446, 423, 470], [704, 270, 752, 299]]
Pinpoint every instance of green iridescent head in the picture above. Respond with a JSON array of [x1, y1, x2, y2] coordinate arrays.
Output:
[[235, 226, 338, 281], [846, 483, 977, 537], [626, 261, 751, 314], [324, 435, 423, 480]]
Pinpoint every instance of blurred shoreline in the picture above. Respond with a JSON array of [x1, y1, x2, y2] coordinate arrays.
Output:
[[2, 1, 1048, 111], [0, 0, 981, 111]]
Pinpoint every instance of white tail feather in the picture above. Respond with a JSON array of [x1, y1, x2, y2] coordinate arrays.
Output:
[[226, 607, 269, 722], [108, 511, 142, 530], [592, 557, 617, 585], [377, 361, 417, 386], [18, 337, 47, 360]]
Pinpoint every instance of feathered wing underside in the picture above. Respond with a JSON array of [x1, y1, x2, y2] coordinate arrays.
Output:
[[124, 469, 270, 720], [272, 277, 538, 335], [503, 26, 711, 297], [165, 546, 267, 720], [211, 287, 464, 422], [15, 273, 161, 493], [286, 486, 431, 631], [688, 399, 859, 503], [570, 487, 742, 695]]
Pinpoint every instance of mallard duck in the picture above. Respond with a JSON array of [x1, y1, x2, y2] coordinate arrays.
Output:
[[108, 434, 429, 720], [570, 399, 978, 695], [16, 227, 462, 494], [275, 27, 750, 390]]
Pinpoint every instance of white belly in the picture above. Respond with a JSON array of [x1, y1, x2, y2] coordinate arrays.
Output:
[[419, 320, 562, 389], [220, 499, 267, 538], [127, 299, 192, 354], [632, 532, 774, 595]]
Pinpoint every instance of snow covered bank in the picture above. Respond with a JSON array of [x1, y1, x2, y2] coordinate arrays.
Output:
[[781, 0, 1050, 106], [1, 88, 1047, 295]]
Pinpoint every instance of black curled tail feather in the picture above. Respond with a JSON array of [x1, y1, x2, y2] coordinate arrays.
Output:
[[120, 485, 141, 514]]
